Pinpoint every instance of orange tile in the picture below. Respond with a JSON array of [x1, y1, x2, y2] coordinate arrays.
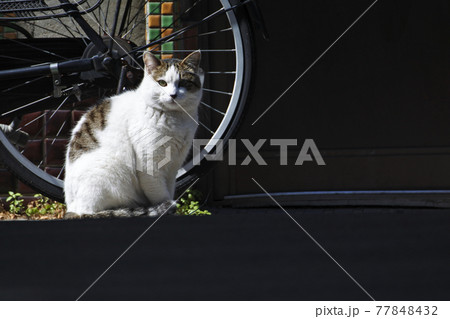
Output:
[[162, 54, 173, 60], [148, 15, 160, 27], [4, 33, 17, 39], [161, 2, 173, 14], [161, 28, 173, 38]]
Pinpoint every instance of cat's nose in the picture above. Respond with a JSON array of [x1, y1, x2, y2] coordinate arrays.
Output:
[[170, 93, 177, 99]]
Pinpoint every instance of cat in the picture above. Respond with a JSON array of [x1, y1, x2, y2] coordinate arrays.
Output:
[[64, 50, 203, 219]]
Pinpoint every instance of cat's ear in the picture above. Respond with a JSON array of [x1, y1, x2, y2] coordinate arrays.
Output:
[[181, 50, 201, 71], [143, 51, 161, 72]]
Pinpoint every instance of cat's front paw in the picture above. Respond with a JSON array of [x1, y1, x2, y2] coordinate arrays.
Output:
[[147, 200, 177, 217]]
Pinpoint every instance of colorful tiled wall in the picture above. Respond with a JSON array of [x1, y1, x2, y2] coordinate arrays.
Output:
[[145, 0, 175, 59]]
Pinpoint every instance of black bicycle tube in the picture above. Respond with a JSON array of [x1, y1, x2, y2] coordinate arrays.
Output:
[[0, 58, 95, 80]]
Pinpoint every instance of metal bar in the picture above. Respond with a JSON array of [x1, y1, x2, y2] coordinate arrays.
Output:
[[109, 0, 122, 39], [0, 58, 94, 80], [118, 0, 133, 36]]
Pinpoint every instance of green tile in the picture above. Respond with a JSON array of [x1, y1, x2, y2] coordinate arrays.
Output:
[[161, 15, 173, 28], [148, 28, 160, 41], [148, 2, 160, 14], [161, 42, 174, 51]]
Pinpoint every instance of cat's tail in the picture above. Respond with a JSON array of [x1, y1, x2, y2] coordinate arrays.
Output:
[[64, 200, 176, 219]]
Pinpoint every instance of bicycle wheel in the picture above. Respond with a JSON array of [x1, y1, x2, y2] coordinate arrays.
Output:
[[0, 0, 254, 202]]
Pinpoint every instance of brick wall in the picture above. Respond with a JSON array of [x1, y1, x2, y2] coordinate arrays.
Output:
[[0, 103, 89, 203]]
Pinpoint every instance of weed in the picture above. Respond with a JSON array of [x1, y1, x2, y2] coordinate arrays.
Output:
[[6, 191, 24, 214], [176, 189, 211, 216]]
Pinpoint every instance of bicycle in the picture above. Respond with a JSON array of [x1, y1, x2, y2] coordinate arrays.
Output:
[[0, 0, 267, 202]]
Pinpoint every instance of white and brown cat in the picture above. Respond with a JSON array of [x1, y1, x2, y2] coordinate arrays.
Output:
[[64, 51, 203, 218]]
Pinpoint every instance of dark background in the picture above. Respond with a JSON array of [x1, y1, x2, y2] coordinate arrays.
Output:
[[211, 0, 450, 199]]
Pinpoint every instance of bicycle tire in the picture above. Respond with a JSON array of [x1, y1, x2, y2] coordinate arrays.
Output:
[[0, 0, 255, 202]]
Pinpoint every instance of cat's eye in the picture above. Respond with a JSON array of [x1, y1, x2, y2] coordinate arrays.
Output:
[[158, 80, 167, 87]]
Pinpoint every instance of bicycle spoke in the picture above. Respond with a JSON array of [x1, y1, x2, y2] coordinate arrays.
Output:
[[5, 38, 69, 60], [198, 121, 214, 134], [42, 111, 72, 169], [120, 0, 148, 34], [51, 113, 70, 145], [203, 88, 233, 96], [206, 71, 236, 75], [69, 16, 89, 46], [1, 76, 48, 94], [1, 85, 77, 117], [23, 21, 72, 38], [198, 28, 233, 37], [119, 0, 133, 37], [134, 27, 233, 52], [98, 4, 111, 35], [49, 16, 77, 38], [104, 0, 112, 32], [153, 49, 235, 54], [121, 1, 162, 39], [19, 112, 46, 131], [33, 95, 70, 141], [57, 164, 65, 179], [2, 95, 52, 117], [200, 101, 225, 115], [0, 55, 41, 64]]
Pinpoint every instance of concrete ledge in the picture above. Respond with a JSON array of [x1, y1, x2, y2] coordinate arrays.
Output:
[[0, 207, 449, 300], [223, 190, 450, 208]]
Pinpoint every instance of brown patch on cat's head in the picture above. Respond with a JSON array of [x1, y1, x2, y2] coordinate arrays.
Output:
[[180, 50, 201, 71], [177, 51, 202, 90], [143, 51, 203, 89]]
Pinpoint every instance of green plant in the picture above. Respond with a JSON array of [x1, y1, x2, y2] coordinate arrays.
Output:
[[176, 189, 211, 216], [6, 191, 24, 214], [25, 194, 66, 216]]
